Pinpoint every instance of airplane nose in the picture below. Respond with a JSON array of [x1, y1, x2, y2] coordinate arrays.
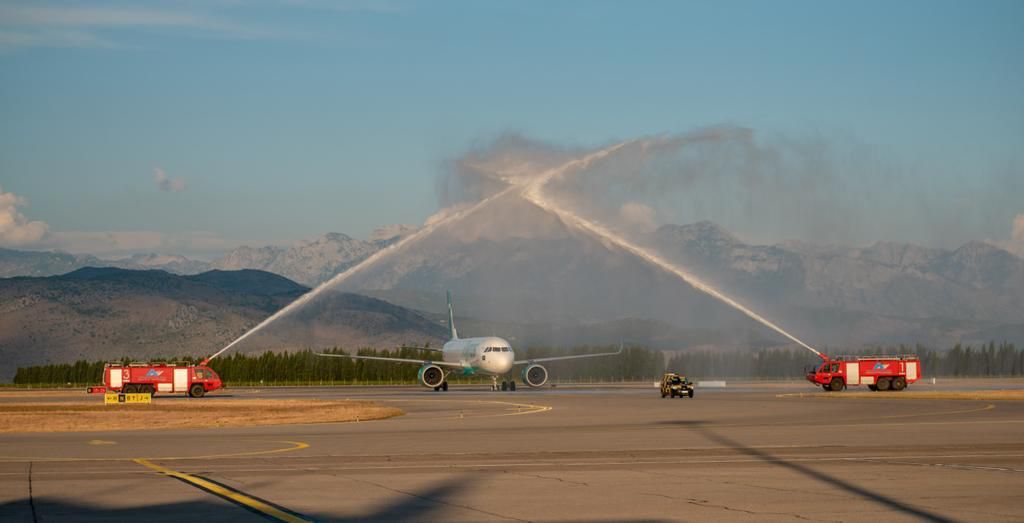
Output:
[[490, 354, 513, 374]]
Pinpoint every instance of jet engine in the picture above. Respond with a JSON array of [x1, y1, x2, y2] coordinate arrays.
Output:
[[417, 364, 445, 388], [521, 364, 548, 388]]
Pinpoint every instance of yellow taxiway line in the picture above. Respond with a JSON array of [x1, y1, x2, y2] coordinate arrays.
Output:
[[134, 457, 313, 523], [373, 398, 553, 419]]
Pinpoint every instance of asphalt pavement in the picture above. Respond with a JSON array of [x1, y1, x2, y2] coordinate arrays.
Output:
[[1, 381, 1022, 521]]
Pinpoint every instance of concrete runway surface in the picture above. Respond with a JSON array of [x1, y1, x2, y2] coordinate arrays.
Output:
[[1, 382, 1022, 522]]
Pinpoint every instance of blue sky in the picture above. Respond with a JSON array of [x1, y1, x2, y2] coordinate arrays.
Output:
[[1, 0, 1022, 258]]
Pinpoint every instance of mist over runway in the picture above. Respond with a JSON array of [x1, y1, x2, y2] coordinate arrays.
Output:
[[2, 382, 1022, 521]]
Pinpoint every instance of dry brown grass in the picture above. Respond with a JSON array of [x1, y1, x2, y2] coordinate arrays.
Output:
[[781, 390, 1024, 401], [0, 399, 403, 433]]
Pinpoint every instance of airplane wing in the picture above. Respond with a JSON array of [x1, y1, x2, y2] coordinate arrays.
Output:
[[399, 345, 443, 352], [514, 345, 624, 365], [316, 352, 464, 367]]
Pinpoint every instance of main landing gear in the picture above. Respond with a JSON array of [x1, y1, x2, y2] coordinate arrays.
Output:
[[490, 376, 517, 392], [432, 370, 451, 392]]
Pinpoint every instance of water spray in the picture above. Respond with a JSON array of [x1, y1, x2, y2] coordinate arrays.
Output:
[[204, 141, 634, 363], [520, 179, 825, 360], [207, 136, 822, 363]]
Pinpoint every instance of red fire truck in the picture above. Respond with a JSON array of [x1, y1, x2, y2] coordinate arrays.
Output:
[[91, 362, 224, 398], [807, 355, 922, 392]]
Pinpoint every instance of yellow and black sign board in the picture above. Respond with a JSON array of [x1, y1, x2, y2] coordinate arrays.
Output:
[[104, 393, 152, 405]]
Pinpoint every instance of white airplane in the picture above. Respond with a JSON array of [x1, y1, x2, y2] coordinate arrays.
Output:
[[317, 292, 623, 391]]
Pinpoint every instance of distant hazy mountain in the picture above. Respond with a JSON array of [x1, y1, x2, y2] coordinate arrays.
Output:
[[0, 248, 214, 278], [0, 225, 419, 285], [212, 233, 377, 287], [107, 253, 212, 275], [0, 268, 446, 381], [3, 215, 1022, 354], [211, 226, 418, 286], [339, 199, 1024, 350], [651, 222, 1024, 323], [0, 248, 104, 278]]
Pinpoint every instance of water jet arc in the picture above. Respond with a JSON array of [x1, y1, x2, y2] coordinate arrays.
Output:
[[204, 141, 633, 363]]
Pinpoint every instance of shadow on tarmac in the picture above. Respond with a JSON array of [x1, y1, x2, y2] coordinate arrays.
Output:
[[0, 475, 509, 522], [1, 421, 954, 522], [683, 423, 954, 523]]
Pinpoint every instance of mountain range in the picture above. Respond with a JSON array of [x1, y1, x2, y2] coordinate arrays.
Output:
[[0, 267, 448, 381], [0, 225, 417, 287], [3, 208, 1023, 374]]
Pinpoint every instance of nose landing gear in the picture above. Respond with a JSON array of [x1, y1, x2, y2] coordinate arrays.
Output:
[[491, 376, 517, 392]]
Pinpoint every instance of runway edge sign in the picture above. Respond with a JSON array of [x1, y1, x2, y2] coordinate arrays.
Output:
[[104, 393, 152, 405]]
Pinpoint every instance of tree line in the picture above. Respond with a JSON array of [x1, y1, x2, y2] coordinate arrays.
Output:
[[10, 341, 1024, 386], [665, 342, 1024, 379]]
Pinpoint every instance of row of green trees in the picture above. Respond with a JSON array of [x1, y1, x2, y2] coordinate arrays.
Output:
[[665, 342, 1024, 379], [10, 342, 1024, 386]]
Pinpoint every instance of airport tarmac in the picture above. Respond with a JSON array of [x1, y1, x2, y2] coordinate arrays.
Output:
[[1, 382, 1023, 522]]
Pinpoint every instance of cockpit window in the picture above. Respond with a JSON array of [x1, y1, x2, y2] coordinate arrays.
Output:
[[502, 347, 510, 352], [484, 347, 491, 352]]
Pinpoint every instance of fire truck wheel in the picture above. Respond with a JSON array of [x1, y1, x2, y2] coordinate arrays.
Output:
[[189, 384, 205, 398], [892, 377, 906, 391], [876, 377, 891, 391], [829, 378, 845, 391]]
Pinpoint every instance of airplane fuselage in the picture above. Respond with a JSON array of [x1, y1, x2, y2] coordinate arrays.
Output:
[[441, 336, 514, 376]]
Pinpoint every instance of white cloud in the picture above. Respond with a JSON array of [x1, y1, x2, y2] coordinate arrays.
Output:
[[0, 4, 276, 49], [0, 185, 244, 258], [0, 186, 49, 246], [989, 213, 1024, 258], [276, 0, 405, 14], [1007, 213, 1024, 257], [154, 168, 186, 192]]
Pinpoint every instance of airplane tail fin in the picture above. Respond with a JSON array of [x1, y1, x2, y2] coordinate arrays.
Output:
[[447, 290, 459, 340]]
